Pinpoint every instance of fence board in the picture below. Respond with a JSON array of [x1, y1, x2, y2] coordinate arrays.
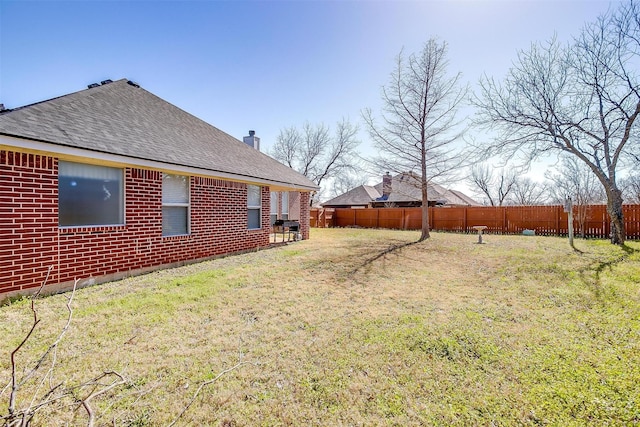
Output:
[[466, 207, 505, 234], [626, 205, 640, 239], [379, 208, 405, 229], [432, 207, 465, 232], [311, 204, 640, 240]]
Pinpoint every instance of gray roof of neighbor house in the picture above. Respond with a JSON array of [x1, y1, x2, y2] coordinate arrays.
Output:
[[0, 79, 318, 191], [322, 172, 480, 207], [320, 185, 380, 207]]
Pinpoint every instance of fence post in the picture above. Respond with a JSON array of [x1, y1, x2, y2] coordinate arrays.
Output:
[[463, 206, 468, 233], [502, 207, 507, 234]]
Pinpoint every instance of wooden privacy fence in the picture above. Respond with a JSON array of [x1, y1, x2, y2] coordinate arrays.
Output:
[[310, 205, 640, 240]]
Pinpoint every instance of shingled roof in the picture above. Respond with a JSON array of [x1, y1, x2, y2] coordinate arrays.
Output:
[[372, 173, 480, 206], [322, 172, 479, 207], [320, 185, 380, 207], [0, 79, 317, 191]]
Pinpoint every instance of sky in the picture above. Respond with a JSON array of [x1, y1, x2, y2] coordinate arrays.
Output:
[[0, 0, 621, 195]]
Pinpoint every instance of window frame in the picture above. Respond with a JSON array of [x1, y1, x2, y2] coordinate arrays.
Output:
[[162, 173, 190, 237], [58, 161, 125, 228], [247, 184, 262, 230], [281, 191, 289, 221], [270, 191, 278, 226]]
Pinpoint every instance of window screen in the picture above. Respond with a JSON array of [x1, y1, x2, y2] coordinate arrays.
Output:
[[248, 185, 261, 229], [58, 161, 124, 226], [162, 174, 189, 236]]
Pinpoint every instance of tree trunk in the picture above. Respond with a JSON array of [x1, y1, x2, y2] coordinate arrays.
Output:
[[419, 178, 431, 241], [420, 203, 430, 241], [606, 187, 625, 245]]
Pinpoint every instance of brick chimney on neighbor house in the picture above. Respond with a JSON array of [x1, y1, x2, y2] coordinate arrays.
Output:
[[243, 130, 260, 151], [383, 172, 392, 198]]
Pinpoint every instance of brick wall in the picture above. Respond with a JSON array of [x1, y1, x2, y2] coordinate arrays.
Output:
[[300, 192, 310, 239], [1, 150, 306, 297], [0, 151, 59, 294]]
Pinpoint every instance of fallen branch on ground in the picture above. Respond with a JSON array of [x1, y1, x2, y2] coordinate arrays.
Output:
[[167, 361, 257, 427], [1, 270, 128, 426]]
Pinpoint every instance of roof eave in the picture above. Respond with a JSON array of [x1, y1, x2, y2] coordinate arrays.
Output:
[[0, 133, 319, 192]]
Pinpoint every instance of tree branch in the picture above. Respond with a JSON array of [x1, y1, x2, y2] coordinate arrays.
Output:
[[167, 361, 256, 427]]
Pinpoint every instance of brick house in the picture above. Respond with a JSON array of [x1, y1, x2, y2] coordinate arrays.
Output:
[[0, 79, 317, 298]]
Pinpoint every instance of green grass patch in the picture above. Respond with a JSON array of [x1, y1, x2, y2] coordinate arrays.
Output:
[[1, 229, 638, 425]]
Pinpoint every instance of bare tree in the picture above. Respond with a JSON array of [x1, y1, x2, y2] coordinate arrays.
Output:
[[546, 156, 607, 205], [270, 119, 361, 204], [621, 173, 640, 203], [508, 177, 550, 206], [546, 156, 607, 237], [467, 164, 517, 206], [474, 3, 640, 244], [270, 126, 300, 169], [327, 172, 367, 201], [363, 38, 467, 241]]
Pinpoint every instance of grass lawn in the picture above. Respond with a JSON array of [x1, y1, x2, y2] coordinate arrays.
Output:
[[1, 228, 639, 426]]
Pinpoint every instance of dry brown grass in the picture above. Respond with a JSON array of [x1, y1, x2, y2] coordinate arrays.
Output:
[[1, 229, 639, 426]]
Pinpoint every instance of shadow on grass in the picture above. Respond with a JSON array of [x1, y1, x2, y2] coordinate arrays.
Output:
[[349, 240, 420, 277], [620, 243, 638, 255], [580, 243, 637, 303]]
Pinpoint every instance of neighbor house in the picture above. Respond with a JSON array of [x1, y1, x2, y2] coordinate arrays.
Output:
[[0, 79, 317, 298], [322, 172, 479, 208]]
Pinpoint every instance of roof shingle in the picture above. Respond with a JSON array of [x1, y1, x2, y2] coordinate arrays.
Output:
[[322, 172, 479, 207], [0, 79, 317, 191]]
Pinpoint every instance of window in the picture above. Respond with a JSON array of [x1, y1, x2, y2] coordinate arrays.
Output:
[[281, 192, 289, 221], [162, 173, 189, 236], [270, 191, 278, 225], [58, 161, 124, 227], [247, 185, 262, 229]]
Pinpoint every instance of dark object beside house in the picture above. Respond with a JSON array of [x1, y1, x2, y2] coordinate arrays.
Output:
[[273, 220, 300, 242]]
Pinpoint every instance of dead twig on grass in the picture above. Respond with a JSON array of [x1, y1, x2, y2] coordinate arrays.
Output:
[[1, 270, 128, 426], [6, 267, 52, 423], [76, 371, 127, 427], [167, 361, 256, 427]]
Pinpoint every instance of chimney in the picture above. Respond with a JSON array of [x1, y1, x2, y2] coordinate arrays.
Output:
[[383, 172, 392, 198], [243, 130, 260, 151]]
